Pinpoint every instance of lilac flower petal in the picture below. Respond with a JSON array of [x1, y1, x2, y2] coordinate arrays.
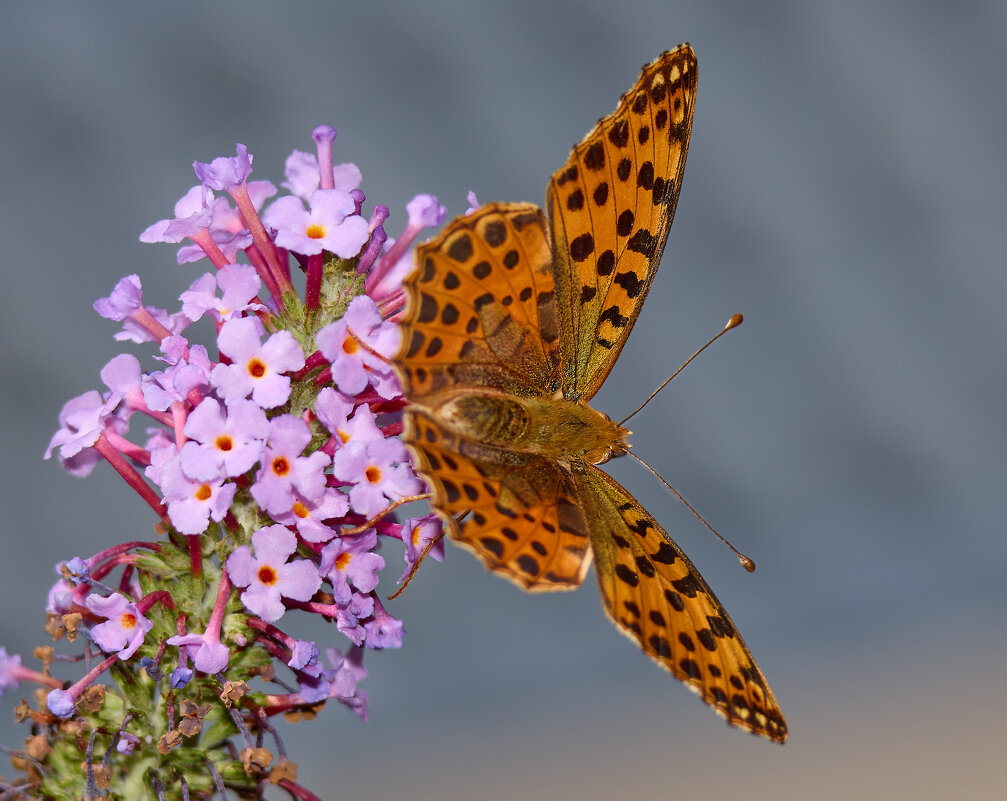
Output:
[[194, 143, 253, 192]]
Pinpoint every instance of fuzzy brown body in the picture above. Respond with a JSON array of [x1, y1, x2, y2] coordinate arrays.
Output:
[[393, 45, 787, 742], [435, 390, 629, 467]]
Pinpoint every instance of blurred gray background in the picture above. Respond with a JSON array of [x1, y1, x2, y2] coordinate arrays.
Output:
[[2, 2, 1004, 798]]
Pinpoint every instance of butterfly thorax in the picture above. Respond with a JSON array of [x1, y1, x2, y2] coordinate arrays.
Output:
[[435, 390, 630, 466]]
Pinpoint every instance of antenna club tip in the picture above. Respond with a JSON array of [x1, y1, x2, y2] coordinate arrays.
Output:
[[725, 313, 744, 330], [739, 554, 756, 573]]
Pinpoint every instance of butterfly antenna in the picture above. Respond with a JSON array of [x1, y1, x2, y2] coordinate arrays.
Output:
[[618, 313, 743, 426], [627, 449, 756, 572], [342, 493, 431, 535]]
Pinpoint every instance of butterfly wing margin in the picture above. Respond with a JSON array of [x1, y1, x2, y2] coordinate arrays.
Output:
[[402, 408, 594, 591], [546, 45, 697, 401], [573, 465, 787, 742], [396, 202, 562, 402]]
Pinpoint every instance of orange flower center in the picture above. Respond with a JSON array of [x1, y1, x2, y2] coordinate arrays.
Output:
[[342, 336, 359, 355], [257, 566, 278, 585], [271, 456, 290, 477], [292, 501, 309, 519], [120, 613, 137, 630], [411, 526, 423, 547], [215, 435, 234, 452], [365, 466, 381, 484], [335, 552, 351, 570], [195, 484, 213, 501], [247, 358, 267, 378], [305, 223, 326, 239]]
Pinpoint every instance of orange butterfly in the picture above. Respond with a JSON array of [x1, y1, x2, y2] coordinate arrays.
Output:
[[394, 44, 786, 742]]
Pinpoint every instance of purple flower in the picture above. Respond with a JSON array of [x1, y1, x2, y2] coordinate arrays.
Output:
[[193, 143, 254, 192], [363, 599, 404, 649], [166, 633, 230, 675], [116, 732, 141, 756], [150, 446, 237, 535], [165, 567, 233, 676], [142, 341, 213, 411], [288, 640, 322, 677], [85, 593, 153, 659], [44, 391, 121, 476], [406, 193, 447, 229], [116, 305, 192, 345], [46, 578, 76, 615], [226, 525, 322, 623], [99, 353, 145, 422], [262, 189, 369, 258], [270, 488, 347, 544], [332, 438, 421, 518], [398, 514, 445, 583], [210, 316, 305, 408], [282, 150, 362, 201], [316, 296, 400, 396], [170, 666, 193, 689], [326, 645, 368, 720], [179, 263, 265, 324], [63, 557, 90, 580], [250, 415, 330, 516], [314, 388, 383, 449], [93, 274, 144, 321], [332, 592, 374, 646], [0, 648, 23, 693], [320, 529, 384, 604], [139, 185, 214, 244], [180, 398, 269, 481]]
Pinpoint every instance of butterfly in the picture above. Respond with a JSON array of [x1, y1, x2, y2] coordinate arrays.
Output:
[[393, 44, 787, 742]]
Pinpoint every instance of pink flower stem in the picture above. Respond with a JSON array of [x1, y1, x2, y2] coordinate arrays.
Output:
[[102, 430, 153, 466], [188, 228, 232, 269], [305, 252, 323, 312], [64, 654, 119, 702], [276, 779, 323, 801], [170, 401, 188, 449], [244, 244, 285, 309], [284, 600, 343, 619], [205, 568, 233, 636], [230, 183, 292, 295], [11, 664, 62, 691], [128, 306, 175, 343], [93, 433, 167, 519], [188, 535, 202, 579], [136, 590, 175, 615]]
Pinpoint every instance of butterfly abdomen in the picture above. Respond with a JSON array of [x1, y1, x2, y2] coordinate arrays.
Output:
[[435, 390, 628, 465]]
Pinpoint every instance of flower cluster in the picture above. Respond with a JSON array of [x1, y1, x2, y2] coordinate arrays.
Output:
[[4, 126, 449, 800]]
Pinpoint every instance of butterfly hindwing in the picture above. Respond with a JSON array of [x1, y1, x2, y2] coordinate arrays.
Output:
[[546, 45, 697, 401], [574, 465, 787, 742], [402, 409, 592, 590]]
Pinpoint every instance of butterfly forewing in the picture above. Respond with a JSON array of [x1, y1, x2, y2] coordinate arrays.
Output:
[[399, 203, 561, 402], [575, 467, 788, 743], [546, 45, 697, 401]]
